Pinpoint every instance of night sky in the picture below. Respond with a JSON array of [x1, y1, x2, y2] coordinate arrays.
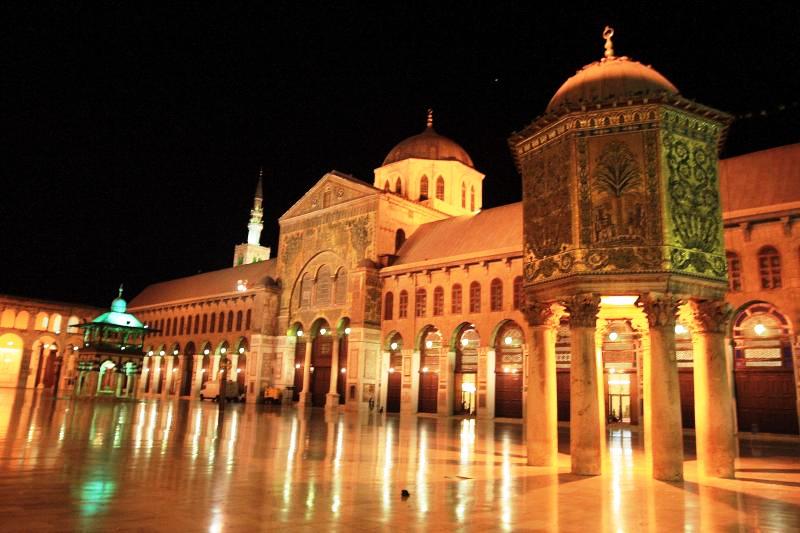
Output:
[[5, 3, 800, 307]]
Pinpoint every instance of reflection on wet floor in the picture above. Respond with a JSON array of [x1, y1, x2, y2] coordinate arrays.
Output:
[[0, 389, 798, 532]]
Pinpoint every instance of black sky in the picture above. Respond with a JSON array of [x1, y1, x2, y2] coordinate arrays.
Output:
[[4, 3, 800, 307]]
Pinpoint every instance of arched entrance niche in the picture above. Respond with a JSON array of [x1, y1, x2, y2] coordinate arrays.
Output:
[[599, 320, 639, 425], [732, 302, 798, 434], [309, 318, 332, 407], [289, 322, 305, 402], [182, 342, 196, 396], [235, 337, 247, 394], [98, 360, 117, 394], [385, 331, 403, 413], [41, 342, 59, 389], [200, 342, 212, 387], [492, 320, 525, 418], [336, 318, 351, 404], [452, 323, 480, 415], [0, 333, 24, 388], [417, 325, 442, 414], [31, 336, 57, 388]]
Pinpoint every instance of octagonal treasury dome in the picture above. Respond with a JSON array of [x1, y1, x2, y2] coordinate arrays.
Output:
[[383, 111, 474, 168], [547, 29, 678, 112]]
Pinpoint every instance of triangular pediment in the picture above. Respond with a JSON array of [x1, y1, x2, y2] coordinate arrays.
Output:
[[280, 171, 380, 220]]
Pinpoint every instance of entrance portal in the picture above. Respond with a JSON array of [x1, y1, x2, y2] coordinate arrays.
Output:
[[494, 322, 524, 418], [418, 327, 441, 414], [607, 372, 631, 423]]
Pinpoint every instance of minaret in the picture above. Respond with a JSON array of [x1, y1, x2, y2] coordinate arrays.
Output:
[[247, 169, 264, 245], [233, 169, 271, 267]]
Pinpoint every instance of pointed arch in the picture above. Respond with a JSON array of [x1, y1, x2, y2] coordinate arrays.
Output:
[[419, 175, 429, 200], [436, 176, 445, 201]]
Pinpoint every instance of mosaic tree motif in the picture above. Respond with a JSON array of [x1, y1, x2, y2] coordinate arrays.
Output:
[[591, 141, 646, 245]]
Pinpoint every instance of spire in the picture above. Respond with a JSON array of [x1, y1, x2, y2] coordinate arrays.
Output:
[[255, 167, 263, 199], [603, 26, 615, 59], [118, 284, 124, 298], [426, 108, 433, 129]]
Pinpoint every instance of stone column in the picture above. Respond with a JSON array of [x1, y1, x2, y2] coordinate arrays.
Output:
[[640, 294, 684, 481], [523, 300, 559, 467], [298, 337, 313, 406], [326, 335, 341, 408], [564, 294, 604, 476], [689, 300, 736, 478]]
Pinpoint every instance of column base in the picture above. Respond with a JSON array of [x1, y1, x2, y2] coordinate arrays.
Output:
[[325, 393, 340, 408], [297, 391, 312, 406]]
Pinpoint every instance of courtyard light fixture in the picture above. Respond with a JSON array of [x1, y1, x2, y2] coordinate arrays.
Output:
[[608, 331, 619, 341], [754, 323, 767, 336], [340, 367, 346, 373], [390, 342, 398, 350], [344, 327, 351, 335], [675, 323, 688, 335]]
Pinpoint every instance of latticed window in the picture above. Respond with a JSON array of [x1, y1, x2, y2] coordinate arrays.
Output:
[[300, 273, 312, 307], [470, 186, 475, 211], [433, 286, 444, 316], [451, 284, 462, 314], [726, 252, 742, 292], [384, 292, 394, 320], [420, 176, 429, 200], [436, 176, 445, 200], [513, 276, 524, 310], [415, 288, 427, 317], [316, 265, 331, 305], [490, 278, 503, 311], [334, 268, 347, 305], [469, 282, 481, 313], [398, 290, 408, 318], [757, 246, 781, 289]]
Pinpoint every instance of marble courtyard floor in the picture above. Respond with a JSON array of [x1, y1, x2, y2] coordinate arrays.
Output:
[[0, 390, 798, 532]]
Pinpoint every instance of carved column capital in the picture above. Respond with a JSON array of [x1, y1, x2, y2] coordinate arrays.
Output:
[[689, 299, 732, 334], [638, 293, 680, 328], [523, 301, 557, 327], [562, 294, 601, 328]]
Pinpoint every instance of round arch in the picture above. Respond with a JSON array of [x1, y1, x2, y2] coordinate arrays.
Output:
[[215, 340, 230, 356], [0, 333, 24, 387], [417, 324, 442, 414]]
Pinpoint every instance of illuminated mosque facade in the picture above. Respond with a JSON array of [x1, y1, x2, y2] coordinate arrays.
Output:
[[1, 29, 798, 479]]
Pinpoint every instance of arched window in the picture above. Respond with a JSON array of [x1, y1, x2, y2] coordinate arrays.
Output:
[[469, 282, 481, 313], [179, 316, 185, 335], [227, 311, 234, 332], [451, 284, 463, 314], [384, 180, 390, 191], [245, 309, 252, 330], [395, 229, 406, 253], [202, 314, 208, 334], [415, 288, 427, 318], [0, 309, 14, 328], [236, 310, 243, 331], [299, 273, 312, 308], [461, 182, 466, 208], [334, 268, 347, 305], [209, 313, 216, 333], [166, 318, 172, 337], [316, 265, 331, 306], [436, 176, 445, 200], [420, 175, 429, 200], [470, 185, 475, 211], [757, 246, 781, 289], [399, 290, 409, 319], [490, 278, 503, 311], [513, 276, 524, 310], [433, 286, 444, 316], [726, 252, 742, 292], [384, 292, 394, 320], [194, 314, 200, 334], [395, 178, 403, 196], [219, 312, 225, 332]]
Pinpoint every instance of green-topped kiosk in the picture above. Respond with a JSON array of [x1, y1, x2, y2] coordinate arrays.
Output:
[[74, 286, 155, 398]]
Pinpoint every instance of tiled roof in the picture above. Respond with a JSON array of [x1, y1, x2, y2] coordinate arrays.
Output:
[[129, 259, 277, 308], [392, 202, 522, 266], [720, 143, 800, 214]]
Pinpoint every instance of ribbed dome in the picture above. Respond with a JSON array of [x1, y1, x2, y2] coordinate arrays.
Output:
[[547, 56, 678, 112], [383, 125, 474, 168]]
